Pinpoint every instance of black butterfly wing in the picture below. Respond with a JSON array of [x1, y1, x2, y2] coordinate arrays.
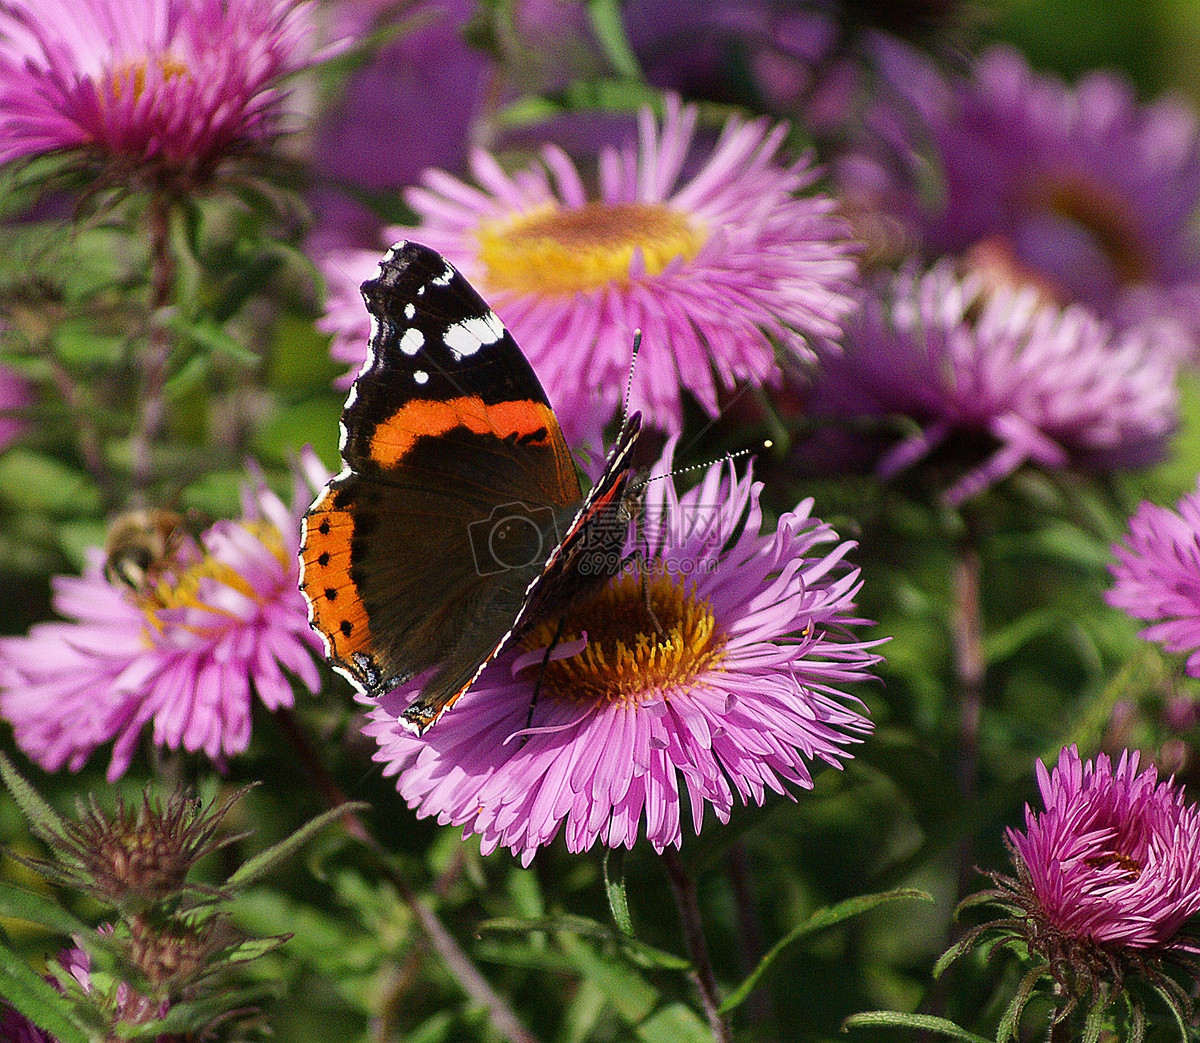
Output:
[[301, 242, 583, 712]]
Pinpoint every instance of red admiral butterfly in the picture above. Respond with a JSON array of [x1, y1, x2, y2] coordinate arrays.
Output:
[[300, 241, 642, 733]]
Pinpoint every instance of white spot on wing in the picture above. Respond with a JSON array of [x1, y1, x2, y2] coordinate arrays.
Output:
[[399, 327, 424, 355], [413, 370, 429, 384], [444, 312, 506, 360], [404, 302, 416, 320], [431, 264, 454, 286]]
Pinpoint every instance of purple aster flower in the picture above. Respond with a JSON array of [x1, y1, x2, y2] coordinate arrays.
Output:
[[839, 44, 1200, 348], [0, 452, 328, 781], [625, 0, 967, 133], [800, 262, 1178, 504], [318, 96, 858, 444], [1107, 482, 1200, 676], [955, 746, 1200, 1032], [308, 0, 489, 251], [361, 445, 880, 866], [0, 0, 328, 184], [0, 1007, 56, 1043]]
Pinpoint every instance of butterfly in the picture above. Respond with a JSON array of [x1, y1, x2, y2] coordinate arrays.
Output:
[[300, 241, 642, 733]]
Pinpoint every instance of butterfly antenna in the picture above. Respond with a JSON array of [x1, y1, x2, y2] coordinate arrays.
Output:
[[618, 329, 642, 438], [640, 440, 774, 487]]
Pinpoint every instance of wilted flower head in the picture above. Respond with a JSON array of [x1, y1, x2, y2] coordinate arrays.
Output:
[[839, 45, 1200, 347], [1107, 481, 1200, 676], [955, 746, 1200, 1032], [17, 786, 249, 911], [0, 453, 328, 780], [319, 96, 858, 444], [0, 0, 325, 185], [362, 445, 880, 866], [800, 262, 1178, 503]]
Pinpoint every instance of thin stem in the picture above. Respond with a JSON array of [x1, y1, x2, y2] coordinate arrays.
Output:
[[951, 534, 984, 904], [726, 840, 773, 1027], [47, 358, 116, 509], [272, 708, 541, 1043], [661, 847, 731, 1043], [129, 191, 176, 494]]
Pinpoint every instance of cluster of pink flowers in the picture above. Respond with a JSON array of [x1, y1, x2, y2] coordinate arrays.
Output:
[[0, 455, 327, 781]]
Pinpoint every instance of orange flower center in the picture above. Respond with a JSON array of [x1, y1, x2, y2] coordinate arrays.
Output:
[[477, 202, 705, 295], [108, 53, 190, 103], [135, 521, 286, 638], [521, 571, 725, 706]]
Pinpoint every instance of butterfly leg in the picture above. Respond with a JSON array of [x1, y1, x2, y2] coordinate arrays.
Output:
[[619, 548, 666, 639], [522, 614, 567, 743]]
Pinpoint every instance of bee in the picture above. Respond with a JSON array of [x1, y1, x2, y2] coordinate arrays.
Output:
[[103, 508, 186, 593]]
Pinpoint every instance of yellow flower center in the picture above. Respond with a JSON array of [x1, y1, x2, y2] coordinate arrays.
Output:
[[135, 521, 286, 637], [521, 571, 725, 706], [477, 202, 705, 295], [108, 53, 190, 103]]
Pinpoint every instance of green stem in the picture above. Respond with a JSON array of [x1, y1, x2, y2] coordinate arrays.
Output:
[[662, 847, 731, 1043], [951, 533, 984, 904], [272, 708, 541, 1043], [130, 191, 176, 495]]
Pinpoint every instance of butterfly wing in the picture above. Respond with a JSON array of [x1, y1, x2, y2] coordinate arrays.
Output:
[[300, 242, 583, 710]]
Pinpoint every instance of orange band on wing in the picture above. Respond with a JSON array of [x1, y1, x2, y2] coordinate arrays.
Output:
[[370, 397, 558, 468], [300, 489, 374, 670]]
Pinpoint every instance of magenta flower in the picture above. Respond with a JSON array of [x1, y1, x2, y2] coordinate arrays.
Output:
[[0, 1007, 56, 1043], [0, 362, 30, 451], [839, 45, 1200, 348], [0, 453, 327, 781], [0, 0, 326, 182], [1107, 482, 1200, 676], [955, 746, 1200, 1032], [800, 262, 1178, 504], [307, 0, 489, 250], [1010, 745, 1200, 950], [318, 96, 858, 444], [362, 446, 880, 866]]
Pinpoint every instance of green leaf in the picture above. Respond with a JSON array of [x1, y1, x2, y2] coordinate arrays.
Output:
[[636, 1002, 712, 1043], [557, 933, 659, 1026], [0, 883, 93, 937], [0, 450, 102, 515], [603, 848, 634, 937], [842, 1011, 994, 1042], [50, 318, 127, 366], [0, 938, 90, 1043], [586, 0, 642, 79], [478, 913, 689, 971], [719, 888, 932, 1015], [0, 752, 69, 848], [227, 802, 367, 888], [165, 313, 258, 366]]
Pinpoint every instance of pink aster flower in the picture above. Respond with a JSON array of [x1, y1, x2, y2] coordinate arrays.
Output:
[[0, 0, 325, 183], [957, 746, 1200, 1031], [0, 452, 328, 781], [1011, 745, 1200, 951], [800, 262, 1178, 504], [839, 44, 1200, 350], [1107, 482, 1200, 676], [0, 361, 30, 451], [362, 446, 880, 866], [318, 96, 859, 444]]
